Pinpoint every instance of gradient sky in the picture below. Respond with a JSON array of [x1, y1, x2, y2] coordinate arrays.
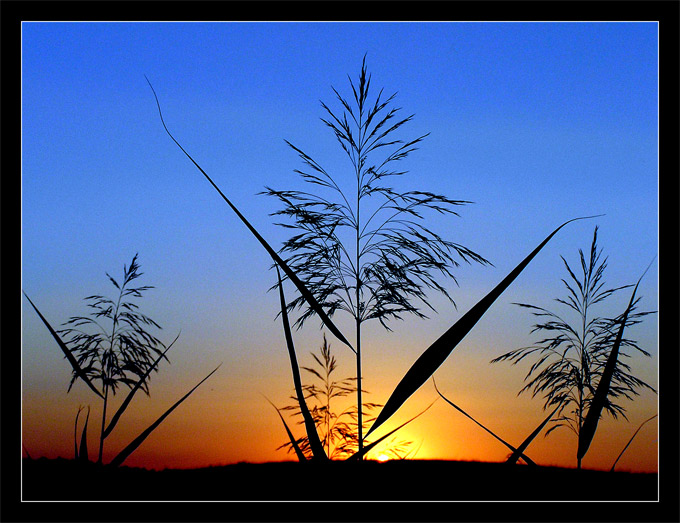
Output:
[[22, 21, 658, 473]]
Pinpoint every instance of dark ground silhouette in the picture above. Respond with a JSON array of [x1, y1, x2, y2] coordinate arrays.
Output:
[[21, 457, 657, 502]]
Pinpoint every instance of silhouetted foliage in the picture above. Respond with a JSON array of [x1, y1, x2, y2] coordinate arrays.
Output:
[[57, 254, 168, 462], [264, 57, 490, 453], [491, 227, 655, 468], [278, 333, 413, 460], [144, 64, 655, 478], [26, 254, 220, 468], [60, 254, 166, 394]]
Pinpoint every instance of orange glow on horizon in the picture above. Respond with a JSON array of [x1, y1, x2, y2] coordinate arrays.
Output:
[[22, 376, 658, 473], [22, 332, 658, 473]]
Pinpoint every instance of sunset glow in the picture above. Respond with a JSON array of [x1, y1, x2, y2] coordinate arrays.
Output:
[[21, 20, 659, 479]]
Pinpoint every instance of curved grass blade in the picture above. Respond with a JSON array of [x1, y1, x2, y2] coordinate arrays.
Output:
[[433, 378, 536, 466], [145, 77, 353, 354], [263, 394, 308, 462], [77, 406, 90, 462], [23, 291, 104, 400], [610, 414, 657, 472], [74, 406, 84, 459], [109, 363, 221, 467], [102, 332, 181, 439], [367, 217, 598, 437], [346, 399, 437, 461], [577, 262, 653, 462], [506, 402, 563, 465], [276, 265, 328, 461]]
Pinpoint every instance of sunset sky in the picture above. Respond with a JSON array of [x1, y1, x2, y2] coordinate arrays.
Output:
[[21, 21, 658, 473]]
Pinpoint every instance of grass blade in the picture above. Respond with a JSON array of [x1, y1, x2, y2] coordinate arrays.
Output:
[[577, 262, 652, 462], [74, 406, 84, 459], [346, 399, 437, 461], [506, 403, 562, 465], [145, 77, 354, 354], [78, 406, 90, 462], [433, 378, 536, 466], [367, 217, 597, 437], [109, 364, 221, 467], [23, 291, 104, 400], [263, 394, 308, 462], [276, 266, 328, 461], [102, 332, 180, 439], [610, 414, 657, 472]]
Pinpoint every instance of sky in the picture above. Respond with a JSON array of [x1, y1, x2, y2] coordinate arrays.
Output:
[[21, 21, 659, 474]]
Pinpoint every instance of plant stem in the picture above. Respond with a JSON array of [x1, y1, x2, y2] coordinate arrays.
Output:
[[98, 383, 108, 465], [356, 316, 363, 458], [99, 295, 120, 465], [355, 102, 364, 461], [324, 352, 331, 457], [576, 273, 589, 470], [355, 176, 363, 457]]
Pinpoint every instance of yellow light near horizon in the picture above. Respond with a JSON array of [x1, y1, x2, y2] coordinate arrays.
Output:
[[376, 453, 390, 462]]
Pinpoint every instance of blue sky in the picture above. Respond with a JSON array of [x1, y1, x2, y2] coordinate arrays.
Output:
[[22, 22, 659, 469]]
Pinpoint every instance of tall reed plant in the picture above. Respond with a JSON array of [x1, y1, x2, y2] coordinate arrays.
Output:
[[491, 228, 655, 468], [263, 56, 490, 455], [24, 254, 220, 467], [57, 254, 167, 463]]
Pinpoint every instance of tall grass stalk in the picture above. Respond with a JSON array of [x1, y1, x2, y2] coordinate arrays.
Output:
[[146, 63, 488, 459], [25, 255, 219, 467], [56, 254, 167, 463], [491, 228, 655, 468], [264, 57, 490, 457]]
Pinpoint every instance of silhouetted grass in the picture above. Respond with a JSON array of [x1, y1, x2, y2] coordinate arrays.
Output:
[[264, 395, 308, 462], [577, 263, 654, 465], [610, 414, 658, 472], [275, 265, 328, 461], [433, 378, 539, 466], [145, 76, 352, 353], [143, 60, 655, 478], [491, 229, 656, 469], [146, 72, 607, 467], [23, 292, 104, 400], [20, 58, 659, 508], [23, 256, 220, 467], [262, 57, 492, 456], [74, 406, 90, 461]]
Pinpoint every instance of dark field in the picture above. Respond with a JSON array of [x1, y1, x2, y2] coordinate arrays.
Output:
[[21, 457, 657, 502]]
